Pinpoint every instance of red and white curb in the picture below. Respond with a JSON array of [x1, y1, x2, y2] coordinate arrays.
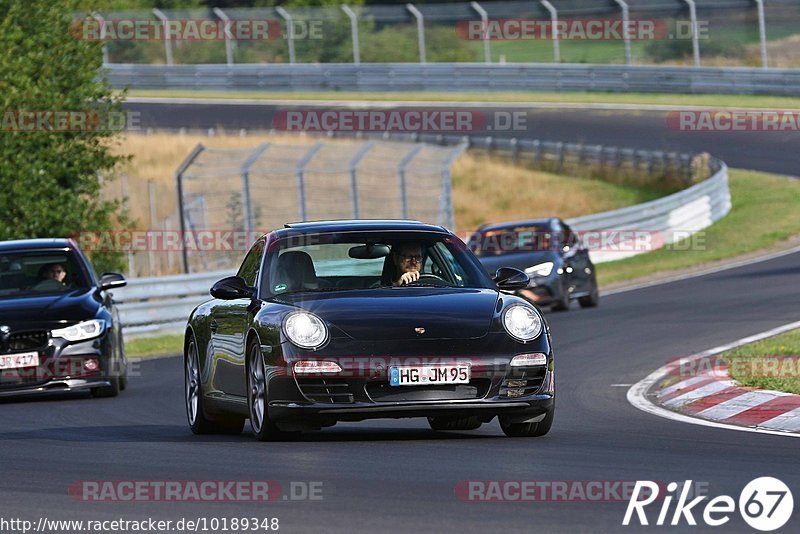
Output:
[[628, 320, 800, 438]]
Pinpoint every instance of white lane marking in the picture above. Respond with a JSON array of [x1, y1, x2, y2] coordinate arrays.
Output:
[[611, 383, 633, 387], [695, 390, 786, 419], [760, 407, 800, 432], [662, 380, 737, 408], [627, 319, 800, 438], [125, 96, 800, 113], [658, 376, 711, 398]]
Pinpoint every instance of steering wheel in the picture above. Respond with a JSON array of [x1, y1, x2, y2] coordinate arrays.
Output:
[[405, 273, 447, 286]]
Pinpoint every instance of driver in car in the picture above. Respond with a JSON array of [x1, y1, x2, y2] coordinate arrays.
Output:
[[32, 263, 68, 290], [392, 243, 423, 286]]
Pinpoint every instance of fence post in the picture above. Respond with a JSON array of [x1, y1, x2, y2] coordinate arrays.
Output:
[[341, 5, 361, 65], [470, 2, 491, 64], [175, 143, 205, 273], [682, 0, 701, 66], [213, 7, 235, 65], [240, 143, 271, 234], [614, 0, 632, 65], [296, 143, 323, 221], [348, 141, 375, 218], [754, 0, 768, 68], [440, 142, 468, 230], [276, 7, 296, 64], [406, 4, 427, 64], [397, 145, 424, 219], [540, 1, 560, 63], [152, 8, 174, 66], [148, 180, 157, 275], [91, 13, 109, 65]]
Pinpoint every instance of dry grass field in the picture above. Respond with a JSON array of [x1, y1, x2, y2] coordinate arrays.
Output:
[[105, 132, 662, 275]]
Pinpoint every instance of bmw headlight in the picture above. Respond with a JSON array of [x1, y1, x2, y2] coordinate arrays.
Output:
[[51, 319, 105, 342], [283, 312, 328, 350], [502, 305, 543, 342], [524, 261, 554, 277]]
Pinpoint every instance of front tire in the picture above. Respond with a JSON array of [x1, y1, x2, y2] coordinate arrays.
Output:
[[551, 277, 570, 312], [428, 416, 482, 431], [499, 408, 554, 437], [185, 337, 244, 435], [247, 342, 291, 441], [91, 374, 120, 398], [578, 280, 599, 308]]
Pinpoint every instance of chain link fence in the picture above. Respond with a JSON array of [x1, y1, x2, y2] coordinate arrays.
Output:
[[174, 139, 466, 273], [85, 1, 800, 68]]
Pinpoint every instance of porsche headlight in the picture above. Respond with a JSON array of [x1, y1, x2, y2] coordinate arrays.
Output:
[[502, 305, 543, 342], [283, 312, 328, 350], [524, 261, 554, 277], [51, 319, 105, 342]]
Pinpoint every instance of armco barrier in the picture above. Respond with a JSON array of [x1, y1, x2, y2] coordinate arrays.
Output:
[[107, 63, 800, 96], [116, 157, 729, 338]]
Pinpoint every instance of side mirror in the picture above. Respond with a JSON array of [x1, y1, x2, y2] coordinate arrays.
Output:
[[211, 276, 254, 300], [99, 272, 126, 291], [494, 267, 530, 291]]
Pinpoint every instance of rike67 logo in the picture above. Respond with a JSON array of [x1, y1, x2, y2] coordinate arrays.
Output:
[[623, 477, 793, 531]]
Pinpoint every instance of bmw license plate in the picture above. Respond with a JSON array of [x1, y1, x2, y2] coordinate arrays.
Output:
[[389, 364, 470, 386], [0, 351, 39, 370]]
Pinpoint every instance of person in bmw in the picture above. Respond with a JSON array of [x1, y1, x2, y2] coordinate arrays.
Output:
[[0, 238, 128, 398], [184, 220, 554, 440]]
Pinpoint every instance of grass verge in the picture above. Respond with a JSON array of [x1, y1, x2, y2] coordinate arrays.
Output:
[[128, 89, 800, 110], [723, 330, 800, 395], [126, 334, 183, 359], [597, 169, 800, 286]]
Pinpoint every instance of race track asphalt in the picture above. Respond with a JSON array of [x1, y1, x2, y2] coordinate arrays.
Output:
[[1, 98, 797, 533], [122, 100, 800, 177], [2, 249, 798, 532]]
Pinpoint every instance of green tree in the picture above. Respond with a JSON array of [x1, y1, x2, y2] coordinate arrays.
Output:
[[0, 0, 129, 272]]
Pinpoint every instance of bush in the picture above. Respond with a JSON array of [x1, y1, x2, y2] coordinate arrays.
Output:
[[0, 0, 129, 272]]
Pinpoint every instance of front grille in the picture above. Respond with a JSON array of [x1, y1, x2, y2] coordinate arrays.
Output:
[[500, 367, 547, 398], [296, 377, 354, 404], [366, 379, 491, 402], [3, 330, 49, 354]]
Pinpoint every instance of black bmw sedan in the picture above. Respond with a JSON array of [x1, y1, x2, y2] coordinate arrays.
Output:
[[0, 239, 127, 398], [472, 218, 599, 311], [184, 220, 555, 440]]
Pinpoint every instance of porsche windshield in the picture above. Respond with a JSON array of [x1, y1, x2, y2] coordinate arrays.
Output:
[[263, 231, 494, 295], [0, 249, 90, 299]]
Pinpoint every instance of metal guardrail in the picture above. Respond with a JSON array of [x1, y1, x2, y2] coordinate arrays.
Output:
[[107, 63, 800, 96], [116, 134, 729, 338]]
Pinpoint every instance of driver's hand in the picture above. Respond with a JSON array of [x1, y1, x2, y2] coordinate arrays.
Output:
[[397, 271, 420, 286]]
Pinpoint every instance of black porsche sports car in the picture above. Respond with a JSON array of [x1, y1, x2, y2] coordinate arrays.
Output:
[[472, 218, 599, 311], [184, 220, 555, 440], [0, 238, 128, 398]]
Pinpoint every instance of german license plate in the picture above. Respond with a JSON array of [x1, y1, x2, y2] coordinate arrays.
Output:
[[389, 364, 470, 386], [0, 351, 39, 370]]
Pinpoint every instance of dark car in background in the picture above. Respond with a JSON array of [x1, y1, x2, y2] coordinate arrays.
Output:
[[471, 218, 599, 311], [0, 239, 128, 398], [184, 220, 555, 440]]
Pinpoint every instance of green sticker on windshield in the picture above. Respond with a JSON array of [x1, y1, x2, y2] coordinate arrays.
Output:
[[274, 283, 288, 292]]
